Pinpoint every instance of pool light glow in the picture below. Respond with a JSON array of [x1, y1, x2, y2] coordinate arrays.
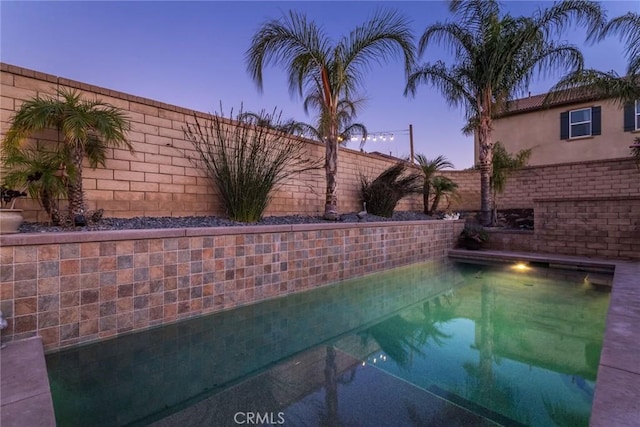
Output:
[[511, 262, 530, 272]]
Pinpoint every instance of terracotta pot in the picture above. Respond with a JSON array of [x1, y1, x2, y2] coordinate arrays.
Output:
[[0, 209, 24, 234]]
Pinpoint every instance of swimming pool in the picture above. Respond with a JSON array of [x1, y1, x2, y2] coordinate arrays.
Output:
[[46, 260, 611, 426]]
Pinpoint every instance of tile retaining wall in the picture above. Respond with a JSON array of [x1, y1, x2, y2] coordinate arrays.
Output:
[[0, 220, 464, 351]]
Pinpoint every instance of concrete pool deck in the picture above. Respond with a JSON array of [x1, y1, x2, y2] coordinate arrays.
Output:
[[0, 336, 55, 427], [1, 250, 638, 426], [449, 249, 640, 427]]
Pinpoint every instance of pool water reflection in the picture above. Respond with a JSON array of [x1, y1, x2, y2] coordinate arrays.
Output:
[[47, 260, 610, 426]]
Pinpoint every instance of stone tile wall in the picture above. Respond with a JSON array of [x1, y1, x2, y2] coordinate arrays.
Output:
[[0, 220, 464, 351]]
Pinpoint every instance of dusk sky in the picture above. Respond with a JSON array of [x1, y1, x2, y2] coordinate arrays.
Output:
[[1, 1, 637, 169]]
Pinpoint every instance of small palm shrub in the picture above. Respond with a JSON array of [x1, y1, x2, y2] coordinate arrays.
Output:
[[2, 143, 70, 224], [359, 162, 422, 217], [183, 107, 320, 222], [3, 88, 131, 224], [430, 175, 459, 213]]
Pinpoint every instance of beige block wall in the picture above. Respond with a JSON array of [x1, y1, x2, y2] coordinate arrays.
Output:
[[4, 63, 639, 219], [490, 98, 637, 166], [495, 158, 640, 209], [533, 196, 640, 260], [0, 63, 422, 221]]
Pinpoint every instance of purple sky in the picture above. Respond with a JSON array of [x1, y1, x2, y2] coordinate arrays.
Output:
[[1, 1, 637, 169]]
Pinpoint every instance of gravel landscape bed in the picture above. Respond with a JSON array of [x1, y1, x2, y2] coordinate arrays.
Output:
[[18, 211, 439, 233]]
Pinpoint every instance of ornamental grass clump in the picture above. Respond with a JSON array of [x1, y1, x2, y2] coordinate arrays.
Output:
[[359, 162, 422, 218], [184, 107, 320, 222]]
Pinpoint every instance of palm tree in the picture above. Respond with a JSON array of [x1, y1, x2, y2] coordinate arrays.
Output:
[[490, 142, 531, 225], [301, 95, 368, 149], [237, 109, 309, 136], [429, 175, 459, 214], [3, 88, 131, 224], [414, 154, 454, 215], [546, 12, 640, 105], [405, 0, 604, 225], [2, 143, 70, 224], [603, 12, 640, 76], [246, 10, 414, 220]]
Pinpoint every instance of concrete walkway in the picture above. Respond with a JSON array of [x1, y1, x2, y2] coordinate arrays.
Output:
[[0, 336, 56, 427], [449, 249, 640, 427]]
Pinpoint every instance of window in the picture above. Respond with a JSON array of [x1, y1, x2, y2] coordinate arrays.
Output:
[[624, 101, 640, 132], [569, 108, 591, 138], [560, 106, 601, 140]]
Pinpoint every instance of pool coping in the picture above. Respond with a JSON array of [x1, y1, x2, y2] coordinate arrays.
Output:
[[0, 336, 55, 427], [449, 249, 640, 427]]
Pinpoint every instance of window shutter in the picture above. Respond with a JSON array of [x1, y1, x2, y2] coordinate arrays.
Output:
[[592, 106, 601, 135], [560, 111, 569, 139], [623, 103, 635, 132]]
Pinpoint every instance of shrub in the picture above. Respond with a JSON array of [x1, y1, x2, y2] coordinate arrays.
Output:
[[359, 162, 422, 217], [183, 106, 321, 222], [2, 143, 69, 224], [459, 223, 489, 243]]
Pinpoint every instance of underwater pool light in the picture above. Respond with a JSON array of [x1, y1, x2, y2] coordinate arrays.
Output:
[[511, 262, 530, 272]]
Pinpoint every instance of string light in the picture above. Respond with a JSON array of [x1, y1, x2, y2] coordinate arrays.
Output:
[[349, 129, 407, 143]]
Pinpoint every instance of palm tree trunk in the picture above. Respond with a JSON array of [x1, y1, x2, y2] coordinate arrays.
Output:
[[68, 144, 86, 218], [477, 118, 493, 226], [323, 138, 339, 220], [430, 192, 442, 214], [41, 190, 61, 226], [423, 182, 430, 215]]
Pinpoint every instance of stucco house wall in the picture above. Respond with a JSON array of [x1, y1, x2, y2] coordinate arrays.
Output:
[[479, 95, 638, 166]]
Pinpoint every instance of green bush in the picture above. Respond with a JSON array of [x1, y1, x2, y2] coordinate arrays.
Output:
[[2, 143, 70, 224], [183, 107, 320, 222], [359, 162, 422, 217]]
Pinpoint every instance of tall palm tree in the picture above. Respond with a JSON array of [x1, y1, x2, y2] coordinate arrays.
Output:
[[246, 10, 414, 220], [3, 88, 131, 223], [414, 154, 454, 215], [301, 95, 368, 149], [405, 0, 604, 225]]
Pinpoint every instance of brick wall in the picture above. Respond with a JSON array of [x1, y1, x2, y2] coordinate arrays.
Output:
[[0, 219, 465, 351], [0, 63, 421, 221], [5, 63, 638, 220], [533, 196, 640, 260], [436, 169, 480, 211], [438, 157, 640, 211], [483, 229, 536, 252], [496, 159, 640, 209]]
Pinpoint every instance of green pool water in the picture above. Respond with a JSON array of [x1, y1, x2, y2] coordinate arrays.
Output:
[[46, 260, 611, 427]]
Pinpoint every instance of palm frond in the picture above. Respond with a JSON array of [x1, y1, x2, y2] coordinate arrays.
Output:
[[600, 12, 640, 75], [405, 61, 476, 117], [545, 69, 640, 106]]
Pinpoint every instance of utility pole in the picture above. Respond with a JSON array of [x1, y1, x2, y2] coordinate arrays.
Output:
[[409, 124, 414, 163]]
